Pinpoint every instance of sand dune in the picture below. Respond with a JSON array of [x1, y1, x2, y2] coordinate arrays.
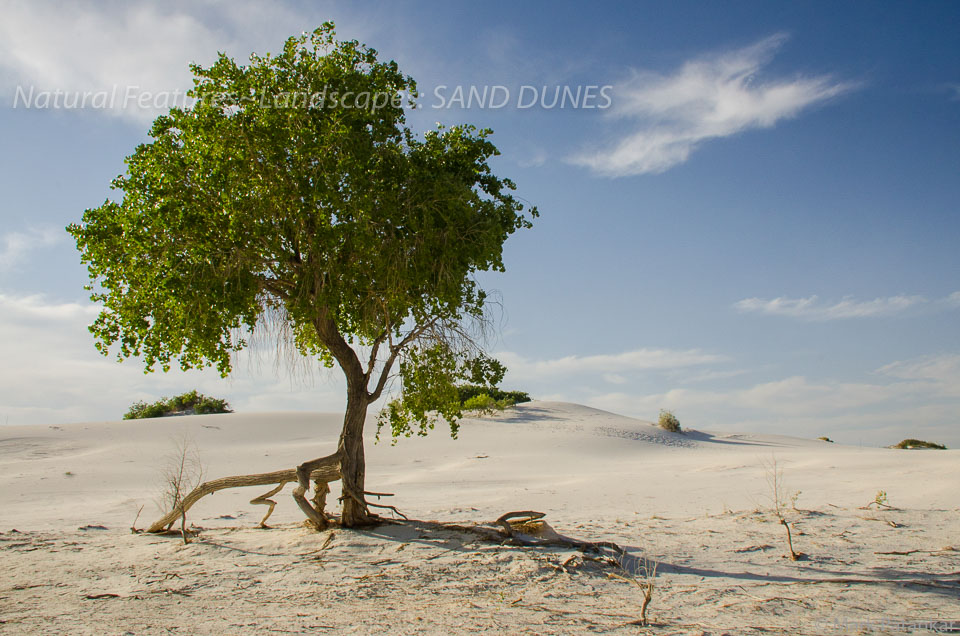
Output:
[[1, 402, 958, 633]]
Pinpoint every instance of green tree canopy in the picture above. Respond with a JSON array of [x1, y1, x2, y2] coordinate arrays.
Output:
[[68, 24, 536, 527]]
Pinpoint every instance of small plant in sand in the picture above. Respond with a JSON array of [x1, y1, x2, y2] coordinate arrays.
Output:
[[657, 409, 681, 433], [158, 434, 204, 544], [611, 556, 658, 626], [789, 490, 802, 511], [763, 457, 802, 561], [860, 489, 900, 511], [817, 436, 834, 443]]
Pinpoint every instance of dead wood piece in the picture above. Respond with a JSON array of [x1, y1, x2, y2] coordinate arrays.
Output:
[[875, 548, 949, 556], [130, 505, 144, 534], [780, 518, 802, 561], [859, 501, 901, 511]]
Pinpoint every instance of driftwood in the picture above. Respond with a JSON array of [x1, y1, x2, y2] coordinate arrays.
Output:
[[147, 452, 341, 534]]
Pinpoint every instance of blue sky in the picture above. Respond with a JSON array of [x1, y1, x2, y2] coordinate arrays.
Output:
[[1, 1, 958, 446]]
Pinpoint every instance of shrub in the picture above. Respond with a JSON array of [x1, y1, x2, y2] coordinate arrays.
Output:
[[892, 439, 946, 450], [124, 390, 232, 420], [818, 436, 834, 443], [657, 409, 681, 433]]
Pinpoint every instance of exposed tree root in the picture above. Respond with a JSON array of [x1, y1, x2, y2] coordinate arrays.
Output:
[[362, 491, 408, 520], [148, 455, 341, 534], [292, 453, 343, 530], [250, 481, 289, 528], [495, 511, 628, 555]]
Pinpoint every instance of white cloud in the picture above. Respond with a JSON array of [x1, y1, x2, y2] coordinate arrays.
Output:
[[734, 294, 927, 320], [601, 373, 628, 385], [0, 1, 309, 123], [946, 291, 960, 307], [571, 34, 855, 176], [595, 375, 897, 418], [0, 227, 64, 272], [0, 292, 99, 320], [499, 347, 726, 380]]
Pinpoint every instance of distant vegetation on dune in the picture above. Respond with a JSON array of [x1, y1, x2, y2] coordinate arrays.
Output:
[[457, 385, 531, 415], [891, 438, 947, 450], [124, 390, 232, 420], [657, 409, 682, 433], [457, 385, 531, 406]]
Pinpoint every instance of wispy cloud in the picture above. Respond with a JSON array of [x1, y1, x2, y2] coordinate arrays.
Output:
[[499, 347, 726, 380], [571, 34, 856, 177], [0, 291, 346, 426], [877, 353, 960, 395], [734, 294, 928, 320], [0, 227, 64, 272], [584, 352, 960, 445]]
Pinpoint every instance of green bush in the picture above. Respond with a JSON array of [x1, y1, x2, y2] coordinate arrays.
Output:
[[462, 393, 517, 415], [457, 385, 530, 406], [124, 390, 232, 420], [657, 409, 681, 433], [892, 438, 946, 450]]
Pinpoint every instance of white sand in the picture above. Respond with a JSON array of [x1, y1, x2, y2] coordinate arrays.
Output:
[[2, 401, 958, 633]]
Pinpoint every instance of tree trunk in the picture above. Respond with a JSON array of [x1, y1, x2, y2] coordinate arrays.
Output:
[[338, 381, 372, 527]]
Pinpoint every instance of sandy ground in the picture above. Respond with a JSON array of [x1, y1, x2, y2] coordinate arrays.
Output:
[[1, 402, 958, 634]]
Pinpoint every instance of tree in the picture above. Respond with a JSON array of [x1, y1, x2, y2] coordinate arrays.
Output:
[[67, 24, 536, 528]]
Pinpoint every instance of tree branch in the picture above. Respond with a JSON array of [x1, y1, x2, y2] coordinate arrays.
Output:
[[367, 317, 439, 402], [365, 324, 393, 378]]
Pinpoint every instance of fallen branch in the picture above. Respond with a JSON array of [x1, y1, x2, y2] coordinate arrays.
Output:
[[750, 577, 960, 590], [859, 501, 900, 511], [875, 548, 954, 556]]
